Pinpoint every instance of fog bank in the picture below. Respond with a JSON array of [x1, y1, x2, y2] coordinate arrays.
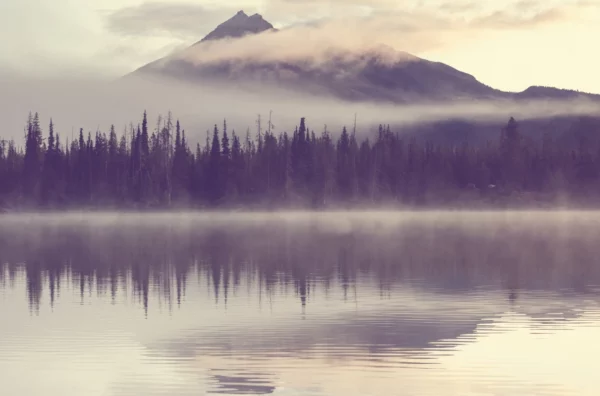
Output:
[[1, 73, 600, 144]]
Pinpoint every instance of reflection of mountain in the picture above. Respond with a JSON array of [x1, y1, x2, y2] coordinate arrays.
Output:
[[149, 287, 597, 365], [153, 299, 489, 360], [1, 212, 600, 314]]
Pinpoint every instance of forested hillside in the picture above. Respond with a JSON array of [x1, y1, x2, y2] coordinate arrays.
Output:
[[1, 112, 599, 210]]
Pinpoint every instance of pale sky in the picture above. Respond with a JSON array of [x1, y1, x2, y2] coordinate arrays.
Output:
[[1, 0, 599, 93]]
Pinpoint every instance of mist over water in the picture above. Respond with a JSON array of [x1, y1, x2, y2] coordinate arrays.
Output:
[[1, 211, 600, 395]]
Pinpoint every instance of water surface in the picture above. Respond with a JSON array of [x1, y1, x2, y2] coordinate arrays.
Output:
[[1, 211, 600, 396]]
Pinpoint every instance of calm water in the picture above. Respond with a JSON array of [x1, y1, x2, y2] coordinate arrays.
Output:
[[1, 211, 600, 396]]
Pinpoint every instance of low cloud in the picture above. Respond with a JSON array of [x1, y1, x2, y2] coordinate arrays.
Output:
[[164, 3, 573, 69], [105, 0, 591, 43], [104, 0, 593, 73], [1, 73, 600, 146]]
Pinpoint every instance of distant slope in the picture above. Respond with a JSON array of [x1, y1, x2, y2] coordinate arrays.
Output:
[[515, 85, 600, 100], [134, 53, 503, 103], [385, 115, 600, 149]]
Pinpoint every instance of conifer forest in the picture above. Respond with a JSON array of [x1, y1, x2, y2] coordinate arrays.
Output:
[[1, 111, 599, 210]]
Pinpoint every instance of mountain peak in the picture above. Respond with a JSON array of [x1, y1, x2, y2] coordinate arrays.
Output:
[[198, 10, 274, 43]]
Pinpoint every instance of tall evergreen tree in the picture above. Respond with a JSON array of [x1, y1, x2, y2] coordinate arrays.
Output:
[[22, 114, 43, 200], [207, 124, 221, 203]]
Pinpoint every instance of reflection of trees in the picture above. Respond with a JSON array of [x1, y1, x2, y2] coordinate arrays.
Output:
[[2, 215, 600, 313]]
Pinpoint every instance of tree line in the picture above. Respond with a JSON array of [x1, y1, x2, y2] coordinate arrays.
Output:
[[1, 111, 599, 210]]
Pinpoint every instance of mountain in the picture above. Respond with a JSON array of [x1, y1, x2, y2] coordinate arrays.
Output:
[[196, 10, 275, 43], [127, 11, 600, 147], [129, 11, 599, 105], [129, 12, 502, 103]]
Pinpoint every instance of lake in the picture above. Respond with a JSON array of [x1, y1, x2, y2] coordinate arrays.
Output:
[[1, 211, 600, 396]]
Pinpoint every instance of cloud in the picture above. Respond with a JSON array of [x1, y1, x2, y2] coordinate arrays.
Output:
[[168, 21, 425, 68], [105, 2, 249, 39], [162, 3, 568, 69], [468, 8, 566, 29], [104, 0, 592, 70], [99, 41, 189, 65], [104, 0, 590, 42], [262, 0, 591, 27], [2, 72, 600, 147]]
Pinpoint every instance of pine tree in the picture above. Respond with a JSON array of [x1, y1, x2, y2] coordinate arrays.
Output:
[[41, 119, 57, 205], [231, 132, 243, 197], [172, 120, 189, 203], [208, 124, 221, 203], [221, 121, 231, 199], [22, 114, 43, 201], [222, 122, 231, 159], [141, 111, 150, 158]]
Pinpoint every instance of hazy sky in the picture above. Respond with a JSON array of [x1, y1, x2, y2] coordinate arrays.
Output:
[[1, 0, 599, 92]]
